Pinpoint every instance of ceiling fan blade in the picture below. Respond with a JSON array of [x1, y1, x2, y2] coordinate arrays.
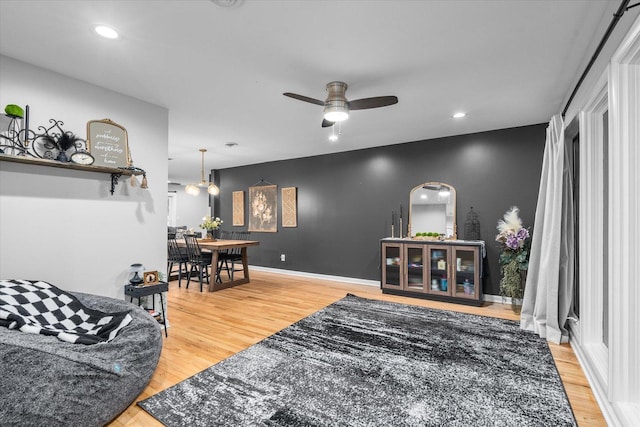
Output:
[[348, 96, 398, 110], [283, 92, 325, 106], [321, 119, 335, 128]]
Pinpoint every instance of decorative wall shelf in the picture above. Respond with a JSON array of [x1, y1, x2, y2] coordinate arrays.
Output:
[[0, 154, 143, 195], [1, 116, 147, 195]]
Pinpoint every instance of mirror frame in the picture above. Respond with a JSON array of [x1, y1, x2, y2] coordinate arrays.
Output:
[[408, 182, 457, 239]]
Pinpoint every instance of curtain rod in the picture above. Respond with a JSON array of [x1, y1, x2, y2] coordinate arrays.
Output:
[[561, 0, 634, 116]]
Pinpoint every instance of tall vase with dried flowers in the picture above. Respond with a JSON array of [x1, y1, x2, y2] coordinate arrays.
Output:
[[496, 207, 531, 312]]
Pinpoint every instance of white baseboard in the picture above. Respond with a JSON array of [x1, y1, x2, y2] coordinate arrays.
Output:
[[249, 266, 505, 303], [569, 336, 621, 426], [482, 294, 516, 304]]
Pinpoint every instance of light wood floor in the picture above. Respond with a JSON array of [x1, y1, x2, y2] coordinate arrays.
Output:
[[109, 270, 605, 426]]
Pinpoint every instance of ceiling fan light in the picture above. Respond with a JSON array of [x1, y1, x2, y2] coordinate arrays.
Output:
[[324, 109, 349, 122], [324, 111, 348, 122], [324, 100, 349, 122], [185, 183, 201, 196]]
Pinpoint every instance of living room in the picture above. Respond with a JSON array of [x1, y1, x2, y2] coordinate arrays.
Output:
[[1, 1, 639, 425]]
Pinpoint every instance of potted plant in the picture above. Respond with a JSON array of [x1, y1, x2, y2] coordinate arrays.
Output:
[[200, 216, 223, 240], [495, 207, 531, 312]]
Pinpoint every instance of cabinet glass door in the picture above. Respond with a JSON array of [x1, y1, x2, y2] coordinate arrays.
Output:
[[452, 246, 479, 299], [427, 246, 451, 295], [405, 245, 426, 292], [382, 244, 402, 289]]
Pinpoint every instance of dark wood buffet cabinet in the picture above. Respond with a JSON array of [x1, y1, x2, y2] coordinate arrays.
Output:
[[381, 238, 485, 306]]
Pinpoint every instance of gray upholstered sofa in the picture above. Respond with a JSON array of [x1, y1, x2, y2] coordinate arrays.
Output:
[[0, 291, 163, 426]]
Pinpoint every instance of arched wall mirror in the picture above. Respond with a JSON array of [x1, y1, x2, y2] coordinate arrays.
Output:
[[408, 182, 457, 239]]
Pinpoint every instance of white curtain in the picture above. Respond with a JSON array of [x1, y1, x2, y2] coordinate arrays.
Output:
[[520, 114, 574, 344]]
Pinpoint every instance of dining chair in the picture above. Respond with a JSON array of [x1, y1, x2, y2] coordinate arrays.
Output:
[[167, 236, 188, 287], [218, 231, 251, 281], [183, 234, 213, 292], [215, 230, 233, 283], [218, 230, 233, 240]]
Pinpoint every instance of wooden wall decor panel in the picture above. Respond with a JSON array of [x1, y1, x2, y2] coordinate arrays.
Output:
[[282, 187, 297, 228], [232, 191, 244, 226]]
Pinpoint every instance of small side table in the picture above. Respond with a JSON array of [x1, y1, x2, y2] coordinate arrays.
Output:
[[124, 282, 168, 337]]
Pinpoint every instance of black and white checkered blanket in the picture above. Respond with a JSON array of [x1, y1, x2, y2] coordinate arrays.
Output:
[[0, 279, 132, 345]]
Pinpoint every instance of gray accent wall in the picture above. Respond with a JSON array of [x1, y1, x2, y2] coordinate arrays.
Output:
[[216, 124, 546, 295]]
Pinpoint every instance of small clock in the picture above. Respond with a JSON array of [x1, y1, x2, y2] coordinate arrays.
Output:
[[70, 150, 95, 165]]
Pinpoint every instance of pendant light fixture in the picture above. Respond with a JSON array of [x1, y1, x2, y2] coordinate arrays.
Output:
[[185, 148, 219, 196]]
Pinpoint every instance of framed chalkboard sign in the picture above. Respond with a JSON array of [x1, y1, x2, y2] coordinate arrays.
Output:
[[86, 119, 131, 168]]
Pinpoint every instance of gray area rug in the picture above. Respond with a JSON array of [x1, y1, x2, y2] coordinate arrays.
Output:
[[139, 294, 576, 426]]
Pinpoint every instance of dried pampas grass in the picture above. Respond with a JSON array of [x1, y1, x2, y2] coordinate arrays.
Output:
[[497, 206, 523, 234]]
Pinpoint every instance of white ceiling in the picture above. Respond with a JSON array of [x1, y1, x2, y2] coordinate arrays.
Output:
[[0, 0, 616, 184]]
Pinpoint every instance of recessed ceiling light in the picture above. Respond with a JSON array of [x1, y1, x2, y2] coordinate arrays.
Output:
[[93, 25, 119, 39], [452, 112, 466, 119], [210, 0, 243, 8]]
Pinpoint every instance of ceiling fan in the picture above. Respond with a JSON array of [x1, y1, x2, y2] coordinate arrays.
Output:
[[283, 81, 398, 127]]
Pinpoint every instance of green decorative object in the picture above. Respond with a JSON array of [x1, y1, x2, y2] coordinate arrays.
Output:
[[4, 104, 24, 118], [500, 259, 525, 299]]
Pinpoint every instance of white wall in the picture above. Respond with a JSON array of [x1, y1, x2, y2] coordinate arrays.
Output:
[[168, 183, 210, 232], [0, 55, 168, 299]]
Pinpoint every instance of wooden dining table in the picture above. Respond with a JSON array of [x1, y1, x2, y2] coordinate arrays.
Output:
[[185, 239, 260, 292]]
